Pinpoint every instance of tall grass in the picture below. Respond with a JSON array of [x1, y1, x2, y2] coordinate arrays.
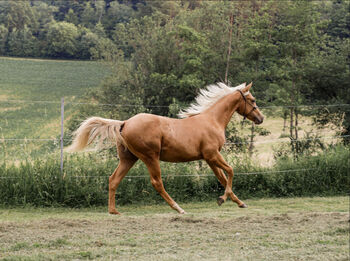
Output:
[[0, 146, 348, 207]]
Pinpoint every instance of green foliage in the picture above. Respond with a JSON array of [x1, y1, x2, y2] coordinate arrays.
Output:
[[0, 146, 348, 207], [326, 0, 350, 39], [32, 1, 57, 28], [0, 0, 134, 60], [86, 1, 349, 122], [103, 1, 133, 32], [81, 2, 99, 29], [46, 21, 79, 58], [64, 9, 79, 25], [2, 1, 38, 32], [78, 28, 99, 59], [89, 36, 120, 61], [273, 132, 328, 160], [304, 0, 350, 140], [7, 26, 39, 57], [0, 24, 8, 54]]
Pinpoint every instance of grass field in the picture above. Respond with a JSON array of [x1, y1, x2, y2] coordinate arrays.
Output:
[[0, 57, 109, 160], [0, 196, 348, 260], [0, 56, 108, 138]]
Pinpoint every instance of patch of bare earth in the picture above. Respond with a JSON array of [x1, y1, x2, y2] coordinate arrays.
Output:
[[0, 211, 348, 260]]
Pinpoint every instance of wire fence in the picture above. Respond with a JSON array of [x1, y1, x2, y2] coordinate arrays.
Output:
[[0, 168, 321, 180], [1, 98, 350, 109], [1, 134, 349, 144], [1, 98, 348, 179]]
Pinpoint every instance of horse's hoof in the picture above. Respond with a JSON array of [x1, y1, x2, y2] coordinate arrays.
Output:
[[239, 203, 248, 208], [109, 210, 121, 215], [217, 197, 225, 206]]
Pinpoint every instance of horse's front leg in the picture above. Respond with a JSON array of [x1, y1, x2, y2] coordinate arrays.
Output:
[[205, 152, 247, 208]]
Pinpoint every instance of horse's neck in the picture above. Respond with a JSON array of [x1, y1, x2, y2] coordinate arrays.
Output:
[[204, 92, 241, 129]]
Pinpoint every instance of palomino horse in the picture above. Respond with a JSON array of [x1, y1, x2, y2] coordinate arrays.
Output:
[[67, 82, 264, 214]]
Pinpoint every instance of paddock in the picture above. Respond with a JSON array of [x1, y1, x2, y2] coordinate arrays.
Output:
[[0, 196, 348, 260]]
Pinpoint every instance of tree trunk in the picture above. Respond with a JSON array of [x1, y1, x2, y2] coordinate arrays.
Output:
[[249, 122, 255, 155], [294, 102, 299, 154], [225, 13, 234, 84], [283, 110, 288, 131], [290, 48, 298, 158], [290, 106, 295, 152]]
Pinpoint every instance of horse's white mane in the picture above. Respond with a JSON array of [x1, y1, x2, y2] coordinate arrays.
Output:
[[178, 82, 249, 118]]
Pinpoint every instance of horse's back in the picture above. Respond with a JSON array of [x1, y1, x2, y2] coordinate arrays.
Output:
[[124, 113, 168, 137]]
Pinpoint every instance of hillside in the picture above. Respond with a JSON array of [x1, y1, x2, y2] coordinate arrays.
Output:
[[0, 57, 110, 160]]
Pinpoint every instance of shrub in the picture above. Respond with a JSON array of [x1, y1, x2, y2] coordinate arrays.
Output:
[[0, 146, 348, 207]]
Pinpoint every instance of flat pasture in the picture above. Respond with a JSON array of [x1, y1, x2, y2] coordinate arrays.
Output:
[[0, 196, 348, 260]]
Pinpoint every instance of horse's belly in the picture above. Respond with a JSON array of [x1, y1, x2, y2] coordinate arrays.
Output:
[[159, 147, 202, 162]]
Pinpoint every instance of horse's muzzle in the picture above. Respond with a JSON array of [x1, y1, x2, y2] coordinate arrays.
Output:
[[254, 116, 264, 125]]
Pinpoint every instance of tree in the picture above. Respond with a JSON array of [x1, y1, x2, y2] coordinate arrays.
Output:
[[32, 1, 57, 28], [103, 1, 133, 33], [78, 28, 99, 59], [270, 1, 321, 157], [306, 0, 350, 142], [0, 24, 8, 55], [90, 37, 119, 61], [7, 26, 39, 57], [326, 0, 350, 39], [95, 0, 106, 24], [240, 1, 278, 104], [93, 2, 261, 118], [81, 2, 98, 28], [64, 9, 79, 25], [46, 21, 79, 58], [93, 22, 107, 38], [50, 0, 85, 22], [106, 11, 219, 116], [3, 1, 38, 32]]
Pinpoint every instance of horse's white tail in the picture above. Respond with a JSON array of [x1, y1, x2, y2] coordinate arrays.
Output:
[[65, 117, 126, 152]]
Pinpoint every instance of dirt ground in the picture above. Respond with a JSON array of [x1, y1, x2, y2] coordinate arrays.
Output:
[[0, 196, 348, 260]]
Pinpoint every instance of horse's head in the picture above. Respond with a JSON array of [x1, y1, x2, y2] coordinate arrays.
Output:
[[237, 82, 264, 124]]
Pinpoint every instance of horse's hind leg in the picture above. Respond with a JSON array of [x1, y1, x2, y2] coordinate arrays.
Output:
[[205, 153, 246, 208], [109, 146, 138, 215], [143, 157, 185, 214]]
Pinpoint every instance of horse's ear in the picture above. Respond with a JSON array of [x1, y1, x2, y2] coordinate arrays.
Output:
[[243, 82, 253, 92]]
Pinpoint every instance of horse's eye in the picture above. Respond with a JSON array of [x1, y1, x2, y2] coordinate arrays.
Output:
[[252, 100, 256, 103]]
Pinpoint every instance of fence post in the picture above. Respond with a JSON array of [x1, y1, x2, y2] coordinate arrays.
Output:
[[60, 97, 64, 176]]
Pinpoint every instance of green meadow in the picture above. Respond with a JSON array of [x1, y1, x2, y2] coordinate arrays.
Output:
[[0, 57, 109, 160]]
